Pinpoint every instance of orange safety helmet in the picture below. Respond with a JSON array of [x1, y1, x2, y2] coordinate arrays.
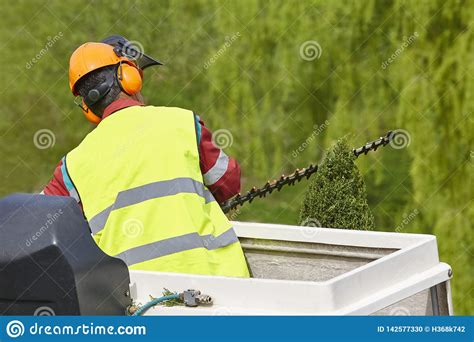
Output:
[[69, 42, 143, 124]]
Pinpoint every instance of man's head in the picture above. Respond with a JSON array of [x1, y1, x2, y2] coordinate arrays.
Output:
[[68, 39, 159, 124]]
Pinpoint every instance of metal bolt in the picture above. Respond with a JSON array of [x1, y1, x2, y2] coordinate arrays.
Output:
[[448, 269, 453, 278], [127, 305, 138, 315]]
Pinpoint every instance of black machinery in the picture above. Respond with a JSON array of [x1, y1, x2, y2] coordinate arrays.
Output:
[[0, 193, 131, 315]]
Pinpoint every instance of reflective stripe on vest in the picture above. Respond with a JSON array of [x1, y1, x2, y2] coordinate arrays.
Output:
[[65, 105, 249, 278], [89, 177, 215, 234], [115, 227, 238, 266]]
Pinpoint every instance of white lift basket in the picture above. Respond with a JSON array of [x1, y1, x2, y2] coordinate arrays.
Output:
[[129, 221, 453, 315]]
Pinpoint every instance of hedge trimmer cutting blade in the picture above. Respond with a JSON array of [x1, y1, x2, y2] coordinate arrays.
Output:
[[220, 130, 395, 214]]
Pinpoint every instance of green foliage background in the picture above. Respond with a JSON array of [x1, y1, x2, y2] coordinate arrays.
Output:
[[0, 0, 472, 314]]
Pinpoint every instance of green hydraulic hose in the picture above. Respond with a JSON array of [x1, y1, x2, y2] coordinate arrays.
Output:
[[132, 294, 181, 316]]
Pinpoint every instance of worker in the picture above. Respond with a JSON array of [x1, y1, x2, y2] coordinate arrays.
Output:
[[42, 36, 249, 278]]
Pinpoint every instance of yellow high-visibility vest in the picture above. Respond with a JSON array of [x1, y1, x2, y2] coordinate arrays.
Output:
[[66, 105, 249, 277]]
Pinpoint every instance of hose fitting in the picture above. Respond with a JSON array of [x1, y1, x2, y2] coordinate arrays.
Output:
[[180, 289, 213, 307]]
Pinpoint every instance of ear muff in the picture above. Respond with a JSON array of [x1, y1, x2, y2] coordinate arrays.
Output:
[[117, 62, 142, 95], [81, 99, 102, 124]]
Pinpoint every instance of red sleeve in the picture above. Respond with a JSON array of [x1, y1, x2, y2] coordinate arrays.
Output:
[[43, 160, 70, 196], [197, 116, 241, 203]]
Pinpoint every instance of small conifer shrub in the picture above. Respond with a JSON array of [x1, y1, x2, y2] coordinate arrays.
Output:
[[299, 139, 375, 230]]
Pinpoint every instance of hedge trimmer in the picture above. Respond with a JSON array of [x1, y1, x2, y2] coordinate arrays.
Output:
[[220, 130, 397, 214]]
